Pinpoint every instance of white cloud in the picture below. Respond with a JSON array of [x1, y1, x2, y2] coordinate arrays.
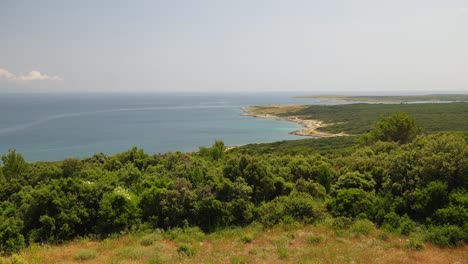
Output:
[[0, 67, 62, 82], [0, 68, 15, 79], [16, 70, 62, 81]]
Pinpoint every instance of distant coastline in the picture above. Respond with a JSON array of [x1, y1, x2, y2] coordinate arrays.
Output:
[[242, 105, 348, 138], [242, 101, 468, 138], [295, 94, 468, 103]]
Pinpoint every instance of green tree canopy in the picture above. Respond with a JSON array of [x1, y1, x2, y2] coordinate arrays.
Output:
[[366, 112, 420, 144], [1, 149, 29, 180]]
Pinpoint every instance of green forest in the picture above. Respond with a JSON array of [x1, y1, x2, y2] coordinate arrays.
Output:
[[273, 102, 468, 135], [0, 112, 467, 257]]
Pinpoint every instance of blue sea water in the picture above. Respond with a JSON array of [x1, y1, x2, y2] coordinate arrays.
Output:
[[0, 93, 327, 162]]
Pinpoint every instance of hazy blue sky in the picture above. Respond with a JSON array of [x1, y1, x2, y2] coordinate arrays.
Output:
[[1, 0, 467, 93]]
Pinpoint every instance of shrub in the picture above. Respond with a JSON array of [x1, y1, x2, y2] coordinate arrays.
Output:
[[74, 249, 97, 260], [377, 231, 390, 241], [258, 193, 324, 227], [140, 234, 158, 246], [412, 181, 448, 218], [295, 179, 326, 199], [425, 225, 467, 247], [240, 234, 254, 244], [399, 215, 415, 236], [334, 171, 375, 192], [248, 247, 259, 255], [97, 188, 141, 234], [350, 219, 375, 236], [332, 217, 353, 230], [405, 237, 425, 250], [432, 205, 468, 226], [177, 244, 195, 256], [328, 188, 375, 218], [382, 212, 414, 235], [0, 217, 25, 255]]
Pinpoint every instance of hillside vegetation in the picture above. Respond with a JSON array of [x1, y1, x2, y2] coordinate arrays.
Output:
[[248, 102, 468, 135], [0, 112, 467, 263]]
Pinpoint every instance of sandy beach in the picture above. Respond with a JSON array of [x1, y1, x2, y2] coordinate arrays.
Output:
[[242, 105, 348, 138]]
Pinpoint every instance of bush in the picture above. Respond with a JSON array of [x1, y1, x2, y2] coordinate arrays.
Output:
[[177, 245, 195, 256], [328, 188, 375, 218], [332, 217, 353, 230], [399, 215, 415, 236], [240, 234, 254, 244], [97, 188, 141, 234], [258, 193, 324, 227], [432, 205, 468, 227], [140, 234, 159, 246], [405, 237, 425, 250], [377, 231, 390, 241], [74, 249, 97, 260], [295, 179, 327, 199], [350, 219, 375, 236], [0, 217, 25, 255], [382, 212, 414, 235], [425, 225, 467, 247], [382, 211, 400, 231]]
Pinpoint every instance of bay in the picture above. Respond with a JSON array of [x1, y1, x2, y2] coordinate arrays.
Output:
[[0, 93, 328, 161]]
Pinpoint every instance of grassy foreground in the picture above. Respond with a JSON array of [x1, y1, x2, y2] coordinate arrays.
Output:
[[2, 222, 467, 264]]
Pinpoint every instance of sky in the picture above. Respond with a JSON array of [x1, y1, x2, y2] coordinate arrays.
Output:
[[0, 0, 467, 93]]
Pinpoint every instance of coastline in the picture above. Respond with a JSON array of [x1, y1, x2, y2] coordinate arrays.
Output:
[[241, 106, 348, 138]]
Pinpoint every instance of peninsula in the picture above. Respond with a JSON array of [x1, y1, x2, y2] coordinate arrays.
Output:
[[243, 101, 468, 136], [242, 105, 348, 137]]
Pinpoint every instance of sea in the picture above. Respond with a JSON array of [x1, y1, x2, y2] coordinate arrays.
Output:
[[0, 93, 333, 162]]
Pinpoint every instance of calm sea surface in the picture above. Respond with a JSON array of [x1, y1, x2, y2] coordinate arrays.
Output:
[[0, 93, 331, 161]]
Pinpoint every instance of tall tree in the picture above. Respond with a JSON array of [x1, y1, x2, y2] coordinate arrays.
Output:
[[1, 149, 29, 180]]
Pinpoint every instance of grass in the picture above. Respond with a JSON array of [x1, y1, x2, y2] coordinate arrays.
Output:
[[140, 233, 161, 246], [240, 234, 254, 244], [306, 234, 324, 244], [73, 249, 97, 261], [4, 224, 466, 264]]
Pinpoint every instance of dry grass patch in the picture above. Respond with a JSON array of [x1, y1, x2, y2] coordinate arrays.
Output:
[[3, 224, 468, 264]]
